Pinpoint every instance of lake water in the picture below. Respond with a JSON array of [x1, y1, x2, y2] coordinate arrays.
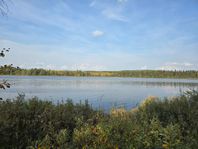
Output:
[[1, 76, 198, 110]]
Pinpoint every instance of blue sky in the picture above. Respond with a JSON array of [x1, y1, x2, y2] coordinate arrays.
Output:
[[0, 0, 198, 70]]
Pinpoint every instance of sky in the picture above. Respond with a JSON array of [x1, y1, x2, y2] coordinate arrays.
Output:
[[0, 0, 198, 71]]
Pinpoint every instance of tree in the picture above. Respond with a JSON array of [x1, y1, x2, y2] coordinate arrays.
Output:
[[0, 48, 11, 91], [0, 1, 11, 97]]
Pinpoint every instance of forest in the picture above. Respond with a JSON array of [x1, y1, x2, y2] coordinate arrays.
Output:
[[0, 90, 198, 148], [0, 65, 198, 78]]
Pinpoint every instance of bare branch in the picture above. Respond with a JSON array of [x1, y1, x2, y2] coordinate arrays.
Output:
[[0, 80, 10, 89], [0, 0, 9, 16]]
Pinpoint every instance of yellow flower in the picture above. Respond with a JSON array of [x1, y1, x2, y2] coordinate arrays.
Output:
[[162, 144, 169, 149]]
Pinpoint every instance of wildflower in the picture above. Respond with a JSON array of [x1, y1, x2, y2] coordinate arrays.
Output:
[[162, 144, 169, 149]]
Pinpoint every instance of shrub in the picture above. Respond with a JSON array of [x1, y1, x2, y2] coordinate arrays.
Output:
[[0, 90, 197, 148]]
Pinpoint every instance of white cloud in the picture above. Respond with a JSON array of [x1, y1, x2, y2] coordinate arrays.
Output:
[[102, 9, 128, 22], [19, 63, 56, 70], [183, 62, 193, 67], [58, 64, 106, 70], [159, 65, 177, 70], [158, 62, 197, 70], [1, 39, 197, 71], [71, 63, 105, 70], [92, 30, 104, 37], [141, 65, 148, 70], [89, 0, 96, 7], [117, 0, 128, 3]]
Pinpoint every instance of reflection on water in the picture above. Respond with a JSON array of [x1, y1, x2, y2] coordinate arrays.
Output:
[[0, 76, 198, 110]]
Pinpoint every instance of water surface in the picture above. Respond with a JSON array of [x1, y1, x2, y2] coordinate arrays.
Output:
[[1, 76, 198, 110]]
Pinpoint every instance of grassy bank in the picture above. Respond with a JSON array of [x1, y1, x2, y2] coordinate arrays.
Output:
[[1, 65, 198, 79], [0, 91, 198, 148]]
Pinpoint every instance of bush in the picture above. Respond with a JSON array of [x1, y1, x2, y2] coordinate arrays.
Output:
[[0, 90, 198, 148]]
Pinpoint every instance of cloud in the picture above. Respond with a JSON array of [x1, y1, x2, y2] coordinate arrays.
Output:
[[117, 0, 128, 3], [0, 39, 122, 71], [158, 62, 197, 70], [141, 65, 148, 70], [102, 8, 128, 22], [19, 63, 56, 70], [183, 62, 194, 67], [71, 63, 106, 70], [92, 30, 104, 37], [89, 0, 96, 7]]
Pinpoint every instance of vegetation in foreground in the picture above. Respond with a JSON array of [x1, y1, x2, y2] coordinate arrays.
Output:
[[1, 65, 198, 78], [0, 91, 198, 149]]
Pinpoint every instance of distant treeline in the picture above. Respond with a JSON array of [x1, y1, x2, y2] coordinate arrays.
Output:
[[0, 65, 198, 78]]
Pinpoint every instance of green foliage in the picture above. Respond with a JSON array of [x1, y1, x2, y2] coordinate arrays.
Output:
[[0, 91, 198, 148], [0, 48, 11, 91], [0, 97, 96, 148], [0, 66, 198, 78]]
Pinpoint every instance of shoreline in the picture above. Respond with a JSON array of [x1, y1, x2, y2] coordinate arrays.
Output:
[[1, 74, 198, 80]]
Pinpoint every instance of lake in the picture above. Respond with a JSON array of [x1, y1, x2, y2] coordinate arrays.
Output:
[[1, 76, 198, 111]]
